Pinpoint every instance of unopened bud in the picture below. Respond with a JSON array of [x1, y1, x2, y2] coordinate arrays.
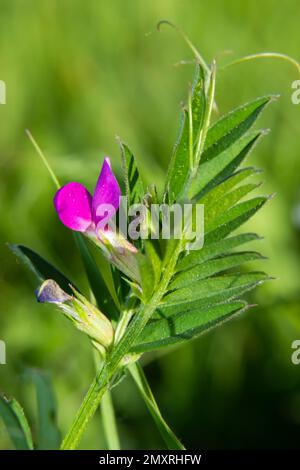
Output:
[[36, 280, 114, 349]]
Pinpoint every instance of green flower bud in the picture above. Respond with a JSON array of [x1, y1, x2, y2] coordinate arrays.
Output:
[[36, 279, 114, 350]]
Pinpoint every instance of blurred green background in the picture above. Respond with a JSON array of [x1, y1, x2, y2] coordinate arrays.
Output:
[[1, 0, 300, 449]]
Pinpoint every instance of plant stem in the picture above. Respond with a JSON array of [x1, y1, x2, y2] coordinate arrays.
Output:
[[61, 305, 153, 450], [61, 240, 183, 450], [93, 349, 120, 450], [25, 130, 61, 190]]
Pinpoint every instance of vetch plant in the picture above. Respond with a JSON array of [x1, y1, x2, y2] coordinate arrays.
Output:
[[3, 25, 300, 450]]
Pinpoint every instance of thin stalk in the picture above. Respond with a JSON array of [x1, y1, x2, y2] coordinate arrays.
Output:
[[157, 20, 210, 75], [187, 86, 194, 171], [129, 363, 185, 450], [221, 52, 300, 77], [25, 130, 60, 190], [100, 391, 120, 450]]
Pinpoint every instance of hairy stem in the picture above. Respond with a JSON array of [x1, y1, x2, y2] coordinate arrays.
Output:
[[61, 241, 183, 450]]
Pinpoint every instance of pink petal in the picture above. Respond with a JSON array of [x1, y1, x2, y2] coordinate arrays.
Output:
[[92, 158, 121, 225], [54, 182, 93, 232]]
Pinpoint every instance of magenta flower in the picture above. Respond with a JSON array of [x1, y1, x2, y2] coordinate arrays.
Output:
[[54, 157, 140, 282], [54, 157, 121, 234]]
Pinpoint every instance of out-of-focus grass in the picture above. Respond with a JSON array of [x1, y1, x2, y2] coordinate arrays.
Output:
[[1, 0, 300, 449]]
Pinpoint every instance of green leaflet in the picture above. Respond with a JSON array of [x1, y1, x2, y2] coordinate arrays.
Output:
[[189, 129, 264, 200], [9, 244, 75, 295], [119, 140, 145, 256], [162, 271, 269, 306], [0, 396, 33, 450], [153, 272, 269, 320], [200, 166, 259, 208], [169, 251, 266, 290], [205, 196, 268, 245], [202, 95, 275, 160], [136, 252, 155, 301], [208, 196, 268, 235], [131, 301, 248, 354], [144, 241, 162, 285], [205, 183, 260, 232], [119, 140, 144, 205], [193, 62, 216, 170], [196, 166, 261, 238], [191, 64, 206, 143], [176, 232, 262, 271], [166, 110, 190, 203], [24, 369, 61, 450]]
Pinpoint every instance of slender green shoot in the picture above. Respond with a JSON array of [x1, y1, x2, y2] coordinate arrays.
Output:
[[100, 391, 121, 450], [25, 129, 60, 189], [221, 52, 300, 77]]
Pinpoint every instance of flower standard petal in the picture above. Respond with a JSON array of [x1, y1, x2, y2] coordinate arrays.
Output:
[[54, 182, 93, 232], [92, 157, 121, 225]]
